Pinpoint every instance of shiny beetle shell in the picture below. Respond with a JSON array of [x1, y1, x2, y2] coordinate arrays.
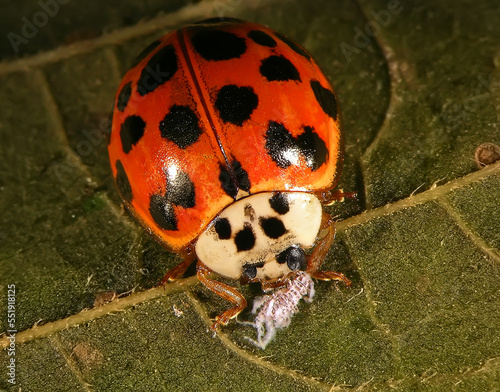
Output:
[[108, 18, 343, 253]]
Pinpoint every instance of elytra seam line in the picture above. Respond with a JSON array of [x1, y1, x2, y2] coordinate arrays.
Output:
[[177, 29, 239, 191]]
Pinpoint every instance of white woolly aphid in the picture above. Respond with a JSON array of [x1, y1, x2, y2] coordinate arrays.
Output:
[[245, 271, 315, 349]]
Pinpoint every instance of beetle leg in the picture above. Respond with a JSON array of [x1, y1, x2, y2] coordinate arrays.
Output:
[[317, 188, 357, 206], [197, 262, 247, 330], [161, 246, 196, 284], [306, 212, 351, 287]]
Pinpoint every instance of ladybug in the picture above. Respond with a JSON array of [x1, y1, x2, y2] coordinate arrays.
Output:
[[108, 18, 352, 330]]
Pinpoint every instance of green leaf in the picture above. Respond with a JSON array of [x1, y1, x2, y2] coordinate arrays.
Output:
[[1, 0, 499, 391]]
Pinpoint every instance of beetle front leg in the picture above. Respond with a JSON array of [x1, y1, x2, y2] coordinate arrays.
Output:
[[197, 262, 247, 330], [306, 212, 351, 288], [161, 246, 196, 284], [317, 188, 357, 206]]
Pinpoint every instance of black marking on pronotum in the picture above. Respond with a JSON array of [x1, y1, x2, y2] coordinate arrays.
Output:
[[259, 217, 287, 239], [214, 217, 232, 240], [235, 223, 256, 252], [269, 193, 289, 215], [120, 115, 146, 154], [159, 105, 202, 149], [137, 44, 178, 96], [244, 204, 256, 221]]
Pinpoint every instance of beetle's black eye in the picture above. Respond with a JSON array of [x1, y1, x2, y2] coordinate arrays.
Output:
[[276, 246, 306, 271], [242, 265, 257, 279]]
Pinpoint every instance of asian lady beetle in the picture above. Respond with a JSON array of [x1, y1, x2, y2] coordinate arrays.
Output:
[[108, 18, 352, 330]]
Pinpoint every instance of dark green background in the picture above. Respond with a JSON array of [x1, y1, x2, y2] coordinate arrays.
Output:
[[1, 0, 499, 391]]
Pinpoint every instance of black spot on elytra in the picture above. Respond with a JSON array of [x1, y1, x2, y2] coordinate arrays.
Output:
[[159, 105, 202, 148], [260, 55, 301, 82], [264, 121, 328, 171], [137, 44, 178, 96], [264, 121, 295, 168], [215, 85, 258, 126], [275, 32, 311, 60], [131, 39, 162, 67], [248, 30, 276, 47], [149, 169, 196, 232], [115, 160, 132, 202], [214, 217, 231, 240], [233, 160, 251, 192], [149, 194, 177, 231], [116, 82, 132, 112], [260, 217, 287, 239], [107, 110, 113, 145], [195, 17, 244, 24], [192, 30, 246, 61], [296, 126, 329, 171], [310, 80, 337, 119], [277, 246, 306, 271], [269, 193, 289, 215], [235, 224, 256, 252], [166, 169, 196, 209], [219, 159, 251, 199], [219, 166, 233, 197], [120, 115, 146, 154]]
